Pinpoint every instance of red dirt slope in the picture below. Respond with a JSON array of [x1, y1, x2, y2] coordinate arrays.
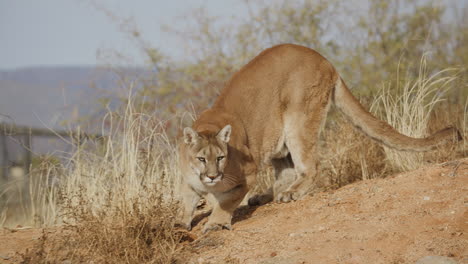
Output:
[[0, 159, 466, 263], [185, 159, 467, 264]]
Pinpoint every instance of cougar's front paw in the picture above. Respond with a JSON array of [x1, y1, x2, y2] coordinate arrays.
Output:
[[175, 219, 192, 231], [202, 222, 232, 234], [275, 190, 301, 203]]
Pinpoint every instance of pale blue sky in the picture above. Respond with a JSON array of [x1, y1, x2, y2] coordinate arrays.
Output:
[[2, 1, 466, 70], [0, 0, 247, 70]]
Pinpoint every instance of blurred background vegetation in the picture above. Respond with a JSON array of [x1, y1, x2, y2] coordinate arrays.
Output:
[[117, 0, 467, 123], [101, 0, 467, 190], [82, 0, 466, 191]]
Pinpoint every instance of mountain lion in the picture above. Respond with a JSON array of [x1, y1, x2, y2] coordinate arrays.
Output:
[[178, 44, 461, 233]]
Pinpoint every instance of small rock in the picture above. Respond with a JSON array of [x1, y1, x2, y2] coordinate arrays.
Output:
[[260, 257, 292, 264], [415, 256, 458, 264], [270, 252, 277, 257], [423, 196, 431, 201]]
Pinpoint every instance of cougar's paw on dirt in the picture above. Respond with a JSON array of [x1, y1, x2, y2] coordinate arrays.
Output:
[[276, 190, 301, 203], [202, 222, 232, 234], [175, 220, 192, 231]]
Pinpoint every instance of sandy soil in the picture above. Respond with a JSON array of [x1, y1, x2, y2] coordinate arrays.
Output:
[[184, 159, 467, 264], [0, 228, 42, 263], [0, 158, 467, 264]]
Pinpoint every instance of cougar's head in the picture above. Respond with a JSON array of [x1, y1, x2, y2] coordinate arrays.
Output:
[[183, 125, 231, 187]]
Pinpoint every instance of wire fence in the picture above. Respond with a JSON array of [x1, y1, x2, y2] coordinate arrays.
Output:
[[0, 123, 104, 180]]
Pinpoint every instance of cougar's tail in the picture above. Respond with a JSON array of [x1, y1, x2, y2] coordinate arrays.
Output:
[[332, 78, 462, 151]]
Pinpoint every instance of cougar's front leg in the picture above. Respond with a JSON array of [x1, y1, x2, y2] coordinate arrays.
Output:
[[203, 184, 248, 233], [179, 183, 201, 231]]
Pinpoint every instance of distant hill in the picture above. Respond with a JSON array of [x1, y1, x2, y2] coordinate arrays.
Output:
[[0, 66, 128, 130], [0, 66, 145, 158]]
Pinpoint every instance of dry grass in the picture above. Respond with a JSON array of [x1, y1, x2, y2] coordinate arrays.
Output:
[[44, 93, 187, 263], [371, 56, 464, 171], [0, 156, 60, 227], [318, 108, 390, 189], [3, 91, 189, 263], [22, 192, 184, 263]]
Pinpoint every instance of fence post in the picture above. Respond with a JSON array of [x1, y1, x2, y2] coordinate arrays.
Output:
[[24, 130, 32, 175], [1, 134, 8, 180], [0, 123, 105, 180]]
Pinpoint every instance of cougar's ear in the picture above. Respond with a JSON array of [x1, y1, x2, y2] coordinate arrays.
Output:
[[183, 127, 199, 145], [217, 124, 232, 143]]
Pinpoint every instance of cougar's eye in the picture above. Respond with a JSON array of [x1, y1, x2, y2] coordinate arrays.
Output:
[[197, 157, 206, 163], [217, 156, 225, 162]]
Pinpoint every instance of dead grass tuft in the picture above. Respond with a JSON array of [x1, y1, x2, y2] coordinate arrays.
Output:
[[22, 197, 186, 263], [31, 191, 183, 263], [319, 107, 390, 190]]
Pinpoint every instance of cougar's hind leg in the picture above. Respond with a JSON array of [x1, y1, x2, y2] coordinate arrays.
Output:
[[248, 154, 295, 206], [276, 120, 320, 202], [272, 154, 296, 201], [277, 100, 330, 203]]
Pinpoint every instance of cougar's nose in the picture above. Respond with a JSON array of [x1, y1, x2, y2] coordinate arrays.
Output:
[[207, 174, 218, 180]]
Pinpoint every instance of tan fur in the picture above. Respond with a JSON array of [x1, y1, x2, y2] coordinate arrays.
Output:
[[178, 44, 461, 232]]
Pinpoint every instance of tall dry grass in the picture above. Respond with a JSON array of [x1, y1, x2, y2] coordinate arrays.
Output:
[[60, 93, 180, 221], [49, 91, 187, 263], [2, 89, 189, 263], [318, 109, 389, 189], [0, 156, 60, 227], [316, 57, 466, 189], [371, 56, 463, 171]]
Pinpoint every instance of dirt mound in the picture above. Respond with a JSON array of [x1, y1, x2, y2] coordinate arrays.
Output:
[[185, 159, 467, 264], [0, 159, 466, 263], [0, 228, 42, 263]]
